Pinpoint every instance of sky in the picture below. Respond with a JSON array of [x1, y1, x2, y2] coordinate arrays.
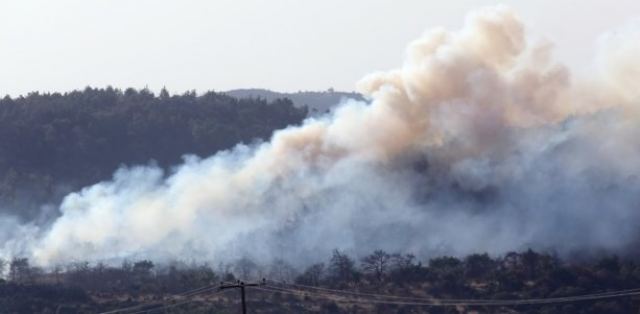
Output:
[[0, 0, 639, 96]]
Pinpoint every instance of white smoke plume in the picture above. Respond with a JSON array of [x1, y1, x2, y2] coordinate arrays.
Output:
[[5, 7, 640, 266]]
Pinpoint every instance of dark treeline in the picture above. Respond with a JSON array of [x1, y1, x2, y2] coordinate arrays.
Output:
[[0, 87, 307, 218], [1, 250, 638, 313]]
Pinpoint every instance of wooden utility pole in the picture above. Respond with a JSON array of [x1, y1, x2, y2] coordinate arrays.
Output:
[[219, 280, 265, 314]]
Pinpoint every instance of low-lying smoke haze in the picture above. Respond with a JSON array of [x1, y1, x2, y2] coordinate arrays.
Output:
[[2, 7, 640, 267]]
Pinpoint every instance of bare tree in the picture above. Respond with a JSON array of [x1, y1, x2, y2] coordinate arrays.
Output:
[[0, 258, 7, 278], [329, 249, 357, 284], [9, 258, 30, 283], [361, 250, 391, 283], [234, 257, 257, 280], [296, 263, 325, 286], [268, 258, 297, 283]]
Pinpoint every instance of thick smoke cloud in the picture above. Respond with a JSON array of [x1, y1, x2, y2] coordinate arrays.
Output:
[[4, 7, 640, 266]]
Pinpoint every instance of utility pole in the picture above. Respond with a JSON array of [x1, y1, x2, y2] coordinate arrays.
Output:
[[219, 279, 265, 314]]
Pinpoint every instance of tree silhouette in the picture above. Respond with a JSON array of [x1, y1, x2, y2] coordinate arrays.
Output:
[[361, 250, 391, 283]]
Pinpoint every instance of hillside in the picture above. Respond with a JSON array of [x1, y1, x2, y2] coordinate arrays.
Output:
[[0, 250, 638, 313], [224, 89, 365, 115], [0, 87, 307, 218]]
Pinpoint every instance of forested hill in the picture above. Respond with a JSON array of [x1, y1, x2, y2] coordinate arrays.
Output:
[[224, 88, 364, 115], [0, 87, 308, 218]]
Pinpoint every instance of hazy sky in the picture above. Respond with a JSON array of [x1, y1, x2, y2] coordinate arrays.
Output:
[[1, 0, 638, 96]]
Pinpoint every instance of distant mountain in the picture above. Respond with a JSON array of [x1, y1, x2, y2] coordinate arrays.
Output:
[[224, 89, 365, 115]]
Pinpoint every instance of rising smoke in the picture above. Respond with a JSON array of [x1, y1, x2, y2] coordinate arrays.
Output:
[[4, 7, 640, 266]]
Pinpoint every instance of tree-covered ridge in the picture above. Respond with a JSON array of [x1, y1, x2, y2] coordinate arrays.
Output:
[[0, 87, 308, 217], [224, 88, 364, 115], [0, 250, 638, 313]]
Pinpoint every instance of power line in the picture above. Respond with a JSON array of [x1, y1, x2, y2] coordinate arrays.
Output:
[[269, 281, 640, 302], [219, 280, 266, 314], [269, 280, 459, 302], [97, 283, 222, 314], [95, 277, 640, 313], [127, 289, 228, 314], [258, 284, 640, 307], [270, 281, 640, 303], [102, 279, 268, 314], [256, 283, 640, 307]]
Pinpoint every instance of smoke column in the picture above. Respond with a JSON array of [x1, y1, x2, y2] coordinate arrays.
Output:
[[6, 7, 640, 266]]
